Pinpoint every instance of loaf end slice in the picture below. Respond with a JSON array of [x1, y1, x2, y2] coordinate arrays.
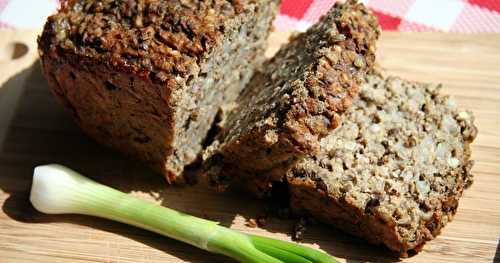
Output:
[[204, 0, 380, 195], [38, 0, 280, 182], [287, 75, 477, 256]]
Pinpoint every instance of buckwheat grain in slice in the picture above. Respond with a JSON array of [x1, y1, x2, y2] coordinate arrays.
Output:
[[204, 0, 380, 196], [287, 75, 477, 256]]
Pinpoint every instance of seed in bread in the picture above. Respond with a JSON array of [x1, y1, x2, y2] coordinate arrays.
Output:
[[204, 0, 380, 195], [287, 75, 477, 256]]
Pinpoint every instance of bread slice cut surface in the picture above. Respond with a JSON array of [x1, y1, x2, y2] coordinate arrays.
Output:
[[287, 75, 477, 255], [204, 0, 380, 195]]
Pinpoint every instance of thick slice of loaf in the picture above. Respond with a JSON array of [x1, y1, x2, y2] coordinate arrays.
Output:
[[204, 0, 380, 195], [38, 0, 279, 182], [287, 75, 477, 255]]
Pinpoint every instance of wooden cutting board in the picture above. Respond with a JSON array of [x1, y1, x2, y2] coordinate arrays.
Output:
[[0, 29, 499, 263]]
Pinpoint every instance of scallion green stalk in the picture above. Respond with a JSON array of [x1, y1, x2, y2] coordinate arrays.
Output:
[[30, 164, 338, 263]]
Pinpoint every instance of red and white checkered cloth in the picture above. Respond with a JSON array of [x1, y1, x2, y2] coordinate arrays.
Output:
[[0, 0, 499, 33], [277, 0, 500, 32]]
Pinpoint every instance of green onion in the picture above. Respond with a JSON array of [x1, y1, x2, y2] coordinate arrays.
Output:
[[30, 164, 338, 263]]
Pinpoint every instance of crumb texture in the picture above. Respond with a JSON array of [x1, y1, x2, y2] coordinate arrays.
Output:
[[205, 0, 380, 194], [288, 75, 477, 254]]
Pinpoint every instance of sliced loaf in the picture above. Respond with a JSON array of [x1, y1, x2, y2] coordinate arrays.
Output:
[[288, 75, 477, 255], [38, 0, 280, 182], [204, 0, 380, 195]]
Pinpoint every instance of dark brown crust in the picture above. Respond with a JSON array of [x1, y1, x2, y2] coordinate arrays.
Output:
[[40, 53, 177, 180], [38, 0, 279, 182], [205, 0, 380, 195], [288, 158, 474, 256], [38, 0, 259, 83], [281, 0, 379, 149]]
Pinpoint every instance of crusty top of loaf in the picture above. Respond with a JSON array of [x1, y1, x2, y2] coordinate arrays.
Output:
[[219, 0, 380, 153], [289, 75, 477, 249], [38, 0, 263, 83], [278, 0, 380, 151]]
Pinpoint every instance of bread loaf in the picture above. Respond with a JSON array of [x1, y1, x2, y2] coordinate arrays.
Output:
[[38, 0, 280, 182]]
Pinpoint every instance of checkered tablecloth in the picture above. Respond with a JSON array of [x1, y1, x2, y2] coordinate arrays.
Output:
[[0, 0, 499, 33]]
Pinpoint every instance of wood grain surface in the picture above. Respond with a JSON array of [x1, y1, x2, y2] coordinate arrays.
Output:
[[0, 30, 499, 263]]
